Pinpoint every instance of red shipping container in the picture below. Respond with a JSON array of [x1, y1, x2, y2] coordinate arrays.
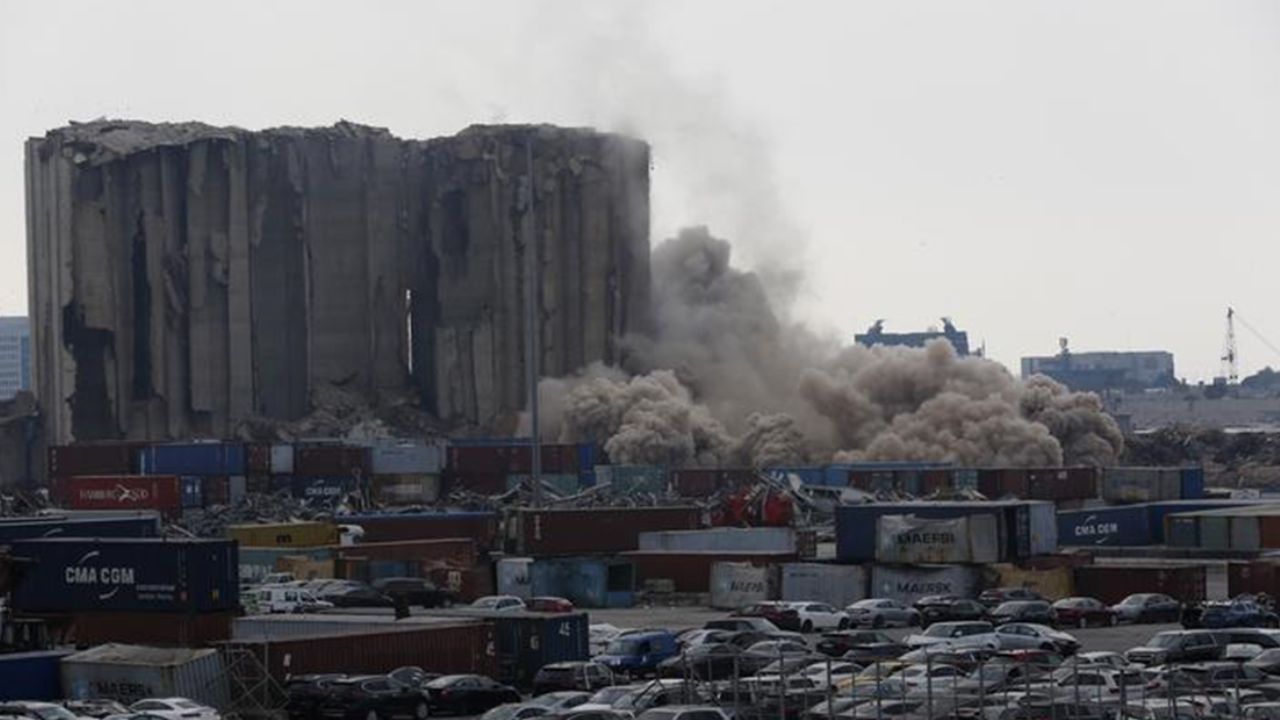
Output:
[[295, 446, 372, 477], [918, 470, 952, 495], [63, 475, 183, 516], [1073, 565, 1206, 605], [246, 443, 272, 475], [48, 443, 139, 478], [203, 476, 230, 505], [671, 469, 755, 498], [446, 445, 579, 475], [70, 610, 233, 647], [514, 507, 702, 555]]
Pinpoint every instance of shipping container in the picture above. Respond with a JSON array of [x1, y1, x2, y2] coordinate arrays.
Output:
[[291, 476, 358, 501], [68, 611, 234, 647], [1181, 467, 1206, 500], [709, 562, 773, 610], [869, 564, 981, 604], [137, 443, 245, 477], [228, 621, 497, 681], [637, 527, 801, 554], [1057, 505, 1153, 546], [513, 507, 701, 556], [270, 444, 294, 474], [227, 521, 338, 548], [1102, 467, 1182, 504], [622, 551, 797, 593], [238, 546, 333, 583], [763, 467, 826, 487], [342, 511, 500, 549], [593, 465, 669, 495], [10, 538, 238, 613], [246, 444, 272, 475], [371, 474, 442, 505], [62, 476, 184, 517], [0, 514, 160, 543], [529, 557, 635, 608], [497, 557, 534, 600], [835, 500, 1056, 562], [876, 513, 1000, 563], [419, 611, 588, 687], [294, 446, 372, 478], [1168, 515, 1199, 548], [446, 444, 579, 475], [577, 444, 602, 487], [0, 650, 72, 700], [780, 563, 868, 608], [426, 563, 494, 602], [670, 469, 756, 498], [49, 444, 139, 478], [371, 443, 445, 475], [201, 476, 230, 506], [985, 564, 1074, 600], [62, 644, 229, 709], [1073, 564, 1207, 605], [1229, 561, 1280, 599], [333, 539, 477, 572], [1146, 500, 1272, 543], [180, 477, 203, 508]]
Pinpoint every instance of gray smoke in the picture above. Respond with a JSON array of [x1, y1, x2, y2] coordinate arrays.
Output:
[[538, 227, 1124, 468]]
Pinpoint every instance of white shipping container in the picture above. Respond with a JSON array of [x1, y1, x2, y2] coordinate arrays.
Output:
[[709, 562, 771, 610], [61, 644, 230, 710], [1027, 501, 1059, 556], [497, 557, 534, 600], [270, 444, 294, 474], [870, 564, 981, 604], [638, 527, 796, 554], [781, 563, 867, 608], [371, 444, 444, 475], [875, 514, 999, 563], [229, 476, 247, 503]]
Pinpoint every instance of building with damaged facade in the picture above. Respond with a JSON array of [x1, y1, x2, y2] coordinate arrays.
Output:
[[25, 120, 650, 443]]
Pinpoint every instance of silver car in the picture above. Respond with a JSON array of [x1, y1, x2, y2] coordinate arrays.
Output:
[[846, 598, 921, 628], [985, 623, 1081, 654]]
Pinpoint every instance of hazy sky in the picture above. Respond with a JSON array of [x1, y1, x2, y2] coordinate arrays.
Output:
[[2, 1, 1278, 383]]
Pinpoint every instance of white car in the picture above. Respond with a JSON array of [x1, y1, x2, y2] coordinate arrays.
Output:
[[1076, 651, 1131, 670], [1032, 667, 1145, 701], [590, 624, 626, 655], [637, 707, 732, 720], [243, 586, 333, 614], [887, 663, 969, 691], [983, 623, 1080, 654], [471, 595, 527, 611], [784, 601, 851, 632], [905, 621, 995, 649], [127, 699, 219, 720], [846, 598, 921, 628], [801, 660, 861, 688]]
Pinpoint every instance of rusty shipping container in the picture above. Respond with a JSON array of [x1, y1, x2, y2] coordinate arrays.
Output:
[[1229, 561, 1280, 598], [48, 444, 138, 478], [60, 476, 186, 517], [1073, 564, 1206, 605], [446, 444, 580, 475], [334, 538, 477, 569], [294, 446, 371, 477], [622, 551, 796, 593], [246, 444, 272, 475], [342, 512, 500, 549], [670, 469, 756, 498], [514, 507, 702, 556], [229, 622, 498, 681], [427, 564, 495, 602], [67, 611, 234, 647]]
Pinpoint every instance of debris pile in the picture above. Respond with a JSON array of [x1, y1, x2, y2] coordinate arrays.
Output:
[[1124, 426, 1280, 489], [171, 493, 345, 538]]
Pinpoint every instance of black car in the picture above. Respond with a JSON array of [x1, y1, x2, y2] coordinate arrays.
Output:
[[915, 596, 988, 626], [980, 587, 1044, 609], [532, 661, 616, 694], [319, 675, 431, 720], [814, 629, 905, 660], [1125, 629, 1224, 665], [425, 675, 522, 716], [1250, 648, 1280, 675], [989, 601, 1055, 626], [324, 582, 394, 608], [287, 674, 349, 720], [371, 577, 457, 608], [657, 643, 745, 680]]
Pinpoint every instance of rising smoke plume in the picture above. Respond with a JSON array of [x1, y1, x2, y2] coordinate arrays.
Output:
[[538, 226, 1124, 469]]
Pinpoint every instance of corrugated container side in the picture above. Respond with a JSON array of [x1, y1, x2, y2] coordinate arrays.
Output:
[[1102, 467, 1181, 504], [1028, 502, 1058, 555], [201, 476, 229, 506], [372, 474, 442, 505], [1167, 516, 1200, 548], [290, 476, 357, 500], [875, 514, 999, 563], [1180, 468, 1206, 500], [986, 564, 1074, 600], [516, 507, 701, 555], [637, 527, 797, 553], [49, 444, 137, 477], [70, 611, 234, 647], [447, 444, 579, 475], [529, 557, 625, 608], [838, 502, 1050, 562], [0, 515, 160, 543], [497, 557, 534, 599], [426, 563, 495, 602], [1261, 515, 1280, 549], [342, 512, 500, 549], [61, 645, 230, 709], [63, 476, 183, 517], [1202, 516, 1231, 551], [1057, 505, 1152, 546], [270, 444, 295, 474], [623, 551, 797, 593], [780, 563, 868, 608], [869, 564, 981, 604], [1230, 561, 1280, 598], [246, 444, 272, 475], [334, 538, 477, 569], [593, 465, 669, 495], [294, 446, 372, 477], [371, 444, 444, 475], [0, 651, 72, 700], [1232, 516, 1262, 551], [1073, 565, 1207, 605], [238, 546, 333, 583], [139, 443, 246, 476], [709, 562, 773, 609], [227, 522, 338, 548]]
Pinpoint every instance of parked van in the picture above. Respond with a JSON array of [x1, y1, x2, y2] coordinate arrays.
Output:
[[595, 630, 680, 677], [244, 585, 334, 614]]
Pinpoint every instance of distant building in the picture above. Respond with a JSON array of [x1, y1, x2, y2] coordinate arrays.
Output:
[[855, 318, 971, 356], [1021, 341, 1174, 392], [0, 317, 29, 400]]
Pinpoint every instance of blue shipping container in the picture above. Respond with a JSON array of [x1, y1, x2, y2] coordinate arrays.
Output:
[[291, 476, 357, 500], [1180, 467, 1206, 500], [0, 515, 160, 543], [138, 443, 246, 476], [577, 444, 600, 487], [180, 477, 204, 508], [1057, 505, 1152, 546], [10, 537, 238, 613], [764, 467, 826, 487], [0, 651, 72, 700], [530, 557, 635, 608]]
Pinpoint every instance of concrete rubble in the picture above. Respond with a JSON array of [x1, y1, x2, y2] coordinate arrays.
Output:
[[26, 120, 650, 444]]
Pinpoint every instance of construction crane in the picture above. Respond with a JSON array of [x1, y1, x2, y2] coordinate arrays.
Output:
[[1221, 307, 1239, 384]]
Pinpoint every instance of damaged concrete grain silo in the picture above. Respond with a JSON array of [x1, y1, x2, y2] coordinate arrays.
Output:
[[25, 120, 650, 442]]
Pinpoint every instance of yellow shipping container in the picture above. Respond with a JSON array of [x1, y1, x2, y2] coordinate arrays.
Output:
[[987, 563, 1074, 600], [277, 555, 336, 580], [227, 521, 339, 548]]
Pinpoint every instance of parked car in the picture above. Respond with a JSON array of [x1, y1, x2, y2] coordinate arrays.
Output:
[[783, 601, 850, 632], [322, 581, 393, 608], [980, 588, 1045, 609], [675, 629, 732, 649], [1250, 648, 1280, 675], [286, 674, 348, 720], [317, 675, 431, 720], [905, 621, 996, 649], [527, 596, 575, 613], [126, 701, 219, 720], [596, 630, 681, 677], [525, 693, 590, 713], [246, 585, 334, 614], [540, 713, 629, 720], [63, 703, 127, 720], [1111, 594, 1182, 624], [470, 595, 527, 612], [989, 601, 1055, 626], [703, 617, 779, 633], [657, 643, 744, 680], [370, 577, 456, 608], [577, 680, 708, 715], [1126, 630, 1224, 665], [635, 707, 731, 720], [845, 598, 921, 628], [1051, 597, 1118, 628], [478, 705, 547, 720], [590, 624, 625, 656], [1031, 667, 1145, 701], [732, 601, 803, 632], [1178, 662, 1269, 690], [738, 639, 816, 675], [1190, 600, 1280, 629], [0, 703, 90, 720], [986, 623, 1081, 655], [916, 596, 989, 626], [1075, 651, 1131, 670], [816, 629, 906, 660], [532, 662, 616, 694], [424, 675, 521, 716]]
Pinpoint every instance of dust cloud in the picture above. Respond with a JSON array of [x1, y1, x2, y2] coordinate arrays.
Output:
[[537, 227, 1124, 469]]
